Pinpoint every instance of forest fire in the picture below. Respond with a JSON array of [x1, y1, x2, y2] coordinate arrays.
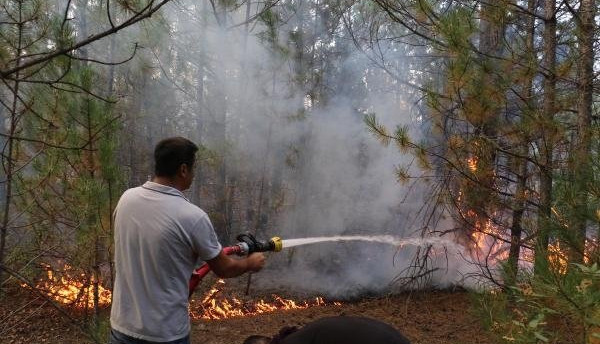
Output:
[[22, 264, 111, 309], [22, 269, 340, 319], [547, 242, 568, 274], [467, 156, 478, 172], [189, 279, 341, 320], [470, 219, 510, 262]]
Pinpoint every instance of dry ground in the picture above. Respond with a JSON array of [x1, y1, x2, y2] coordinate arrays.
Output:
[[193, 289, 496, 344], [1, 283, 497, 344]]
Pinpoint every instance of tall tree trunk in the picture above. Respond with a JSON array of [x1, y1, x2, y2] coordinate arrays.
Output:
[[470, 0, 505, 248], [86, 100, 102, 324], [289, 0, 311, 241], [106, 31, 117, 293], [0, 1, 24, 295], [189, 0, 209, 207], [213, 4, 231, 242], [535, 0, 557, 274], [77, 0, 102, 323], [569, 0, 595, 265], [130, 71, 148, 186], [506, 0, 536, 285]]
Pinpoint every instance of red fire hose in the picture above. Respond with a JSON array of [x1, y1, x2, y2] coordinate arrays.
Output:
[[188, 245, 243, 298]]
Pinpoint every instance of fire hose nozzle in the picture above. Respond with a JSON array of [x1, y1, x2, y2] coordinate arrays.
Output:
[[236, 233, 283, 254], [270, 236, 282, 252]]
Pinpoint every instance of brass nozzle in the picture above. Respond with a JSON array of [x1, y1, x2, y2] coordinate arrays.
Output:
[[270, 237, 283, 252]]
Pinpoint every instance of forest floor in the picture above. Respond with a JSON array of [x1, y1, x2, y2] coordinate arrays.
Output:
[[1, 278, 498, 344], [192, 288, 497, 344]]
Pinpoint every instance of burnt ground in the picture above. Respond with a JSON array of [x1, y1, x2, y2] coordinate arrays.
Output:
[[1, 280, 498, 344]]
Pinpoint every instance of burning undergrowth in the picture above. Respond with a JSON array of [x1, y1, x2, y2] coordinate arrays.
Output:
[[20, 263, 111, 311], [19, 265, 342, 321], [190, 277, 342, 320]]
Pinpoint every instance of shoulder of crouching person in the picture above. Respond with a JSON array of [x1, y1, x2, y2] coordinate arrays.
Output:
[[270, 326, 299, 344]]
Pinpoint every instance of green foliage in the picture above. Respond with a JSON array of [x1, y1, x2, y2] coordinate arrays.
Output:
[[88, 315, 111, 343], [15, 52, 124, 320], [393, 125, 410, 153], [434, 5, 475, 53], [196, 144, 220, 168], [257, 8, 281, 49], [364, 113, 391, 147], [477, 263, 600, 344], [0, 0, 53, 64], [116, 0, 151, 13], [48, 14, 76, 50], [394, 165, 410, 184], [365, 113, 432, 181]]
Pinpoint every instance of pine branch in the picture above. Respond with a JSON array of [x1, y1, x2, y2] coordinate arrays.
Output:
[[0, 0, 172, 78]]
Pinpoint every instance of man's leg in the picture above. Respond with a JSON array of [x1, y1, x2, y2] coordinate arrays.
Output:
[[108, 329, 190, 344], [167, 335, 190, 344], [108, 329, 137, 344]]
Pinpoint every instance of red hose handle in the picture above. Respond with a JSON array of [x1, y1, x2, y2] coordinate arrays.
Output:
[[188, 245, 242, 298]]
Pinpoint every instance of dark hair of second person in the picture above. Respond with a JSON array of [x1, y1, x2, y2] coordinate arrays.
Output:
[[242, 317, 411, 344]]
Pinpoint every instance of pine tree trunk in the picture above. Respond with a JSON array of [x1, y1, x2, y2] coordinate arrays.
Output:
[[213, 4, 231, 242], [569, 0, 595, 265], [472, 0, 505, 250], [506, 0, 537, 285], [535, 0, 557, 274], [190, 0, 209, 207], [107, 29, 117, 292], [0, 1, 24, 296]]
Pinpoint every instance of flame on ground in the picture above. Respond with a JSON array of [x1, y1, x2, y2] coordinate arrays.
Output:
[[190, 279, 341, 320], [22, 264, 111, 309], [23, 268, 340, 319], [467, 156, 478, 172]]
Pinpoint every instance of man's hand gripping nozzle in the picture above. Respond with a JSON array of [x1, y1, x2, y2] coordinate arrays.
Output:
[[188, 233, 282, 297]]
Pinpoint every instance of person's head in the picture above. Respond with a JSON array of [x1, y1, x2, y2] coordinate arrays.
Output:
[[242, 335, 271, 344], [154, 137, 198, 190], [243, 326, 298, 344]]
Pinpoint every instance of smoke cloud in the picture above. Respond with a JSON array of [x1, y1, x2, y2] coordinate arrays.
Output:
[[135, 1, 476, 297]]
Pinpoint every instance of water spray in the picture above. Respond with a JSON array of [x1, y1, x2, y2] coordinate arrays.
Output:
[[189, 233, 458, 297]]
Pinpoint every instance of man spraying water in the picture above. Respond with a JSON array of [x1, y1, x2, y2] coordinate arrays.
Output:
[[109, 137, 265, 344]]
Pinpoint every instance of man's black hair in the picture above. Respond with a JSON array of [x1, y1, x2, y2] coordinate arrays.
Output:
[[154, 137, 198, 177]]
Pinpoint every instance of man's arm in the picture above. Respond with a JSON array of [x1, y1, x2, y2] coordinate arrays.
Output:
[[206, 251, 265, 278]]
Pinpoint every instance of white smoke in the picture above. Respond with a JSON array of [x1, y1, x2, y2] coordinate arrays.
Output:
[[147, 1, 478, 297]]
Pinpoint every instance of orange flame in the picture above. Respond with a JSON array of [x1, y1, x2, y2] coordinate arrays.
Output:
[[23, 268, 340, 318], [467, 156, 478, 172], [469, 216, 509, 262], [190, 279, 341, 320], [456, 159, 599, 278], [22, 264, 111, 309], [548, 242, 568, 274]]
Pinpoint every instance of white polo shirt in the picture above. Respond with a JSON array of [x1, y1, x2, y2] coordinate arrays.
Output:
[[110, 181, 222, 342]]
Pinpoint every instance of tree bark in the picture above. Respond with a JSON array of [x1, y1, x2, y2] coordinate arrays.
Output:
[[569, 0, 595, 265], [534, 0, 557, 274], [0, 1, 24, 296], [506, 0, 537, 286], [213, 3, 231, 242]]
